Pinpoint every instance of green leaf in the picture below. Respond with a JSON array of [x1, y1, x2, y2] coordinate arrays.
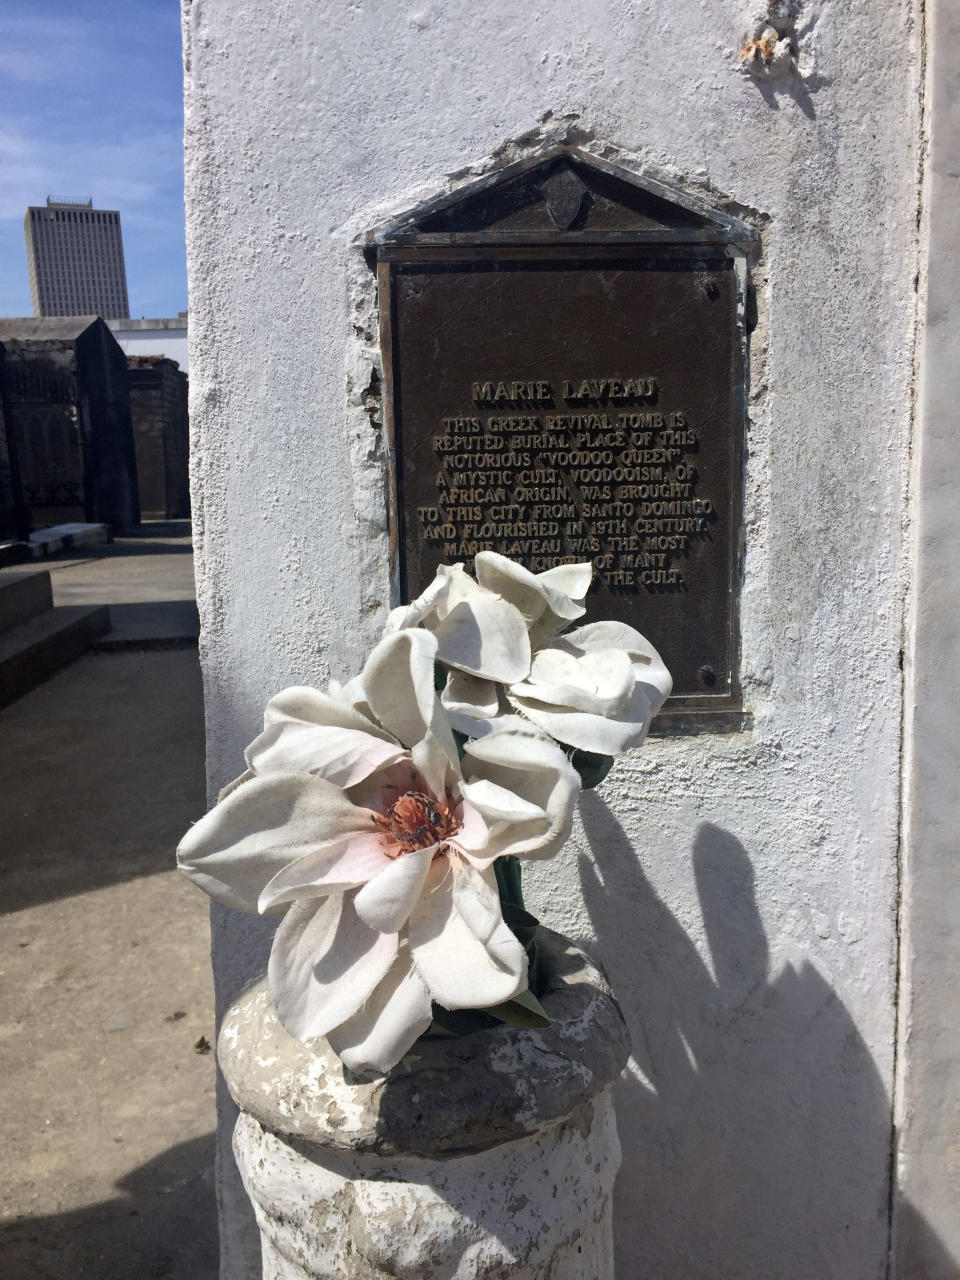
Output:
[[427, 987, 551, 1036], [494, 854, 524, 911], [500, 900, 539, 949], [428, 1004, 497, 1036], [494, 861, 549, 998], [433, 661, 447, 692], [485, 988, 551, 1029], [569, 748, 614, 789]]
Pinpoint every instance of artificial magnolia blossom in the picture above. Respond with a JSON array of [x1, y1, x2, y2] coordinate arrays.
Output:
[[394, 552, 672, 755], [384, 562, 531, 684], [178, 627, 579, 1074], [179, 555, 672, 1076], [506, 621, 673, 754], [474, 552, 593, 648]]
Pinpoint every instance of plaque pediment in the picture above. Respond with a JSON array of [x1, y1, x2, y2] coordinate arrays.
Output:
[[368, 147, 759, 251]]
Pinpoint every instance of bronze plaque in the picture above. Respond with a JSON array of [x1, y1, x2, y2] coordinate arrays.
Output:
[[372, 149, 756, 730]]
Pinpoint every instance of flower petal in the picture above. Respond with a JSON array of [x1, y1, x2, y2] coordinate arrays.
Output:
[[362, 629, 457, 764], [451, 859, 527, 973], [346, 757, 428, 815], [561, 620, 673, 705], [506, 621, 673, 752], [535, 560, 594, 604], [217, 769, 254, 803], [411, 732, 457, 803], [474, 552, 590, 644], [451, 798, 490, 856], [353, 847, 435, 933], [384, 567, 455, 632], [258, 832, 394, 913], [245, 686, 404, 786], [511, 647, 635, 717], [462, 718, 580, 861], [264, 684, 395, 739], [408, 857, 527, 1009], [248, 722, 407, 787], [473, 552, 552, 626], [268, 894, 398, 1042], [328, 672, 378, 722], [436, 562, 488, 611], [177, 773, 373, 914], [455, 773, 552, 871], [458, 777, 546, 826], [509, 684, 662, 754], [433, 594, 531, 682], [442, 706, 508, 742], [327, 952, 433, 1075], [440, 670, 502, 721]]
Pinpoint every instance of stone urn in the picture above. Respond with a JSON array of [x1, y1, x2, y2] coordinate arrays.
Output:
[[217, 929, 630, 1280]]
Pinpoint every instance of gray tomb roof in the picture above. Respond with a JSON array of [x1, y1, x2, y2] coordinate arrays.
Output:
[[0, 316, 103, 342]]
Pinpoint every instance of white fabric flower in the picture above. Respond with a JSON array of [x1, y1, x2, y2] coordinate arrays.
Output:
[[474, 552, 593, 648], [177, 628, 579, 1075], [385, 562, 530, 683], [418, 555, 672, 756], [432, 553, 597, 736], [507, 620, 673, 754]]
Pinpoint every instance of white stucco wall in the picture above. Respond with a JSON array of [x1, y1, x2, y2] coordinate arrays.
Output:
[[894, 0, 960, 1273], [109, 323, 189, 372], [181, 2, 930, 1276]]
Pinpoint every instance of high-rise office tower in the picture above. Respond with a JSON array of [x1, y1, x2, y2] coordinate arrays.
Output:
[[23, 197, 130, 319]]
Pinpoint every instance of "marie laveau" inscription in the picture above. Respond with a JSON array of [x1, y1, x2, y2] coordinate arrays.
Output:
[[416, 374, 716, 591], [472, 377, 657, 404]]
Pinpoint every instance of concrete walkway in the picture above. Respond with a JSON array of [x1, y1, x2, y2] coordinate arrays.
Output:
[[30, 519, 200, 650], [0, 525, 218, 1278]]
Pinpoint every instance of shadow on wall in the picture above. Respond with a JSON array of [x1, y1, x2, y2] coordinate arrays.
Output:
[[577, 796, 960, 1280], [0, 1133, 218, 1280]]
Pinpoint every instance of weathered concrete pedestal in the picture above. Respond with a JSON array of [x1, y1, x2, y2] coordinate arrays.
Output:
[[218, 931, 630, 1280]]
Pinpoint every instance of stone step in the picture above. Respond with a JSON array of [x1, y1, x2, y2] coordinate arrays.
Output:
[[0, 542, 32, 569], [92, 600, 200, 652], [0, 523, 111, 568], [29, 523, 110, 557], [0, 604, 110, 710], [0, 571, 54, 635]]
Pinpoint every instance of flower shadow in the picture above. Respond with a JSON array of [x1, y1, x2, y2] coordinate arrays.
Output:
[[577, 791, 960, 1280]]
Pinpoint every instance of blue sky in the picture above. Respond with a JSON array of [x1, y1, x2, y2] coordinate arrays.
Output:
[[0, 0, 186, 318]]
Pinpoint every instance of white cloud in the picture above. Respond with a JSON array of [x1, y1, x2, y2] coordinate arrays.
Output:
[[0, 13, 94, 84], [0, 120, 182, 221]]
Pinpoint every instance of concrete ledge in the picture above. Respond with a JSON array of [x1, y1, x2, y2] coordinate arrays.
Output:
[[0, 572, 54, 634], [0, 604, 110, 709], [0, 524, 112, 566], [93, 601, 200, 652], [28, 524, 111, 557]]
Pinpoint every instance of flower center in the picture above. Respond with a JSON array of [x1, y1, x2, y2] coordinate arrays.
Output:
[[373, 790, 458, 858]]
